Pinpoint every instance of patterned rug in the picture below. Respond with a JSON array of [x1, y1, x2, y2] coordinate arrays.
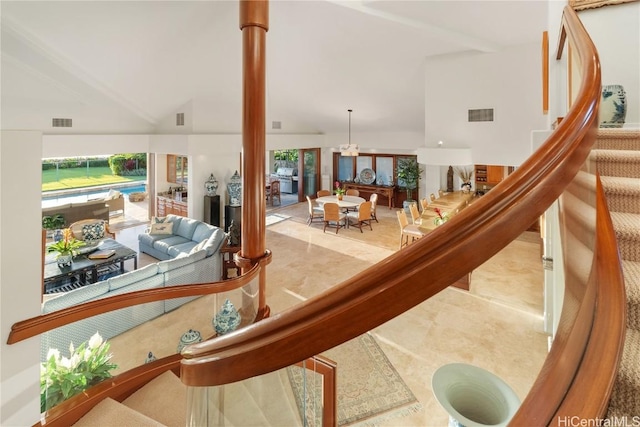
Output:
[[287, 333, 422, 426], [266, 213, 290, 227]]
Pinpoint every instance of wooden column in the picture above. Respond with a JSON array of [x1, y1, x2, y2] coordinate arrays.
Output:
[[239, 0, 270, 315]]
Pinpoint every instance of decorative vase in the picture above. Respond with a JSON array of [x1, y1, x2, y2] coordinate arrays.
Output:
[[53, 229, 64, 242], [337, 194, 344, 201], [461, 183, 472, 194], [56, 253, 73, 268], [213, 299, 241, 335], [177, 329, 202, 353], [227, 170, 242, 206], [144, 351, 157, 364], [204, 173, 219, 196], [432, 363, 521, 427], [599, 84, 626, 128]]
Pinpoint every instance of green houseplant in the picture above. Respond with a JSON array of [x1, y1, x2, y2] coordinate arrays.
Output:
[[40, 332, 117, 412], [396, 158, 423, 207], [47, 228, 85, 267]]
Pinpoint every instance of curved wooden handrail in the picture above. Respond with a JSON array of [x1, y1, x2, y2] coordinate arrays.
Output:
[[180, 7, 602, 387], [7, 251, 271, 345]]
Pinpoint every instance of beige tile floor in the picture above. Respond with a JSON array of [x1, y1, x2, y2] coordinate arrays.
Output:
[[108, 196, 548, 426]]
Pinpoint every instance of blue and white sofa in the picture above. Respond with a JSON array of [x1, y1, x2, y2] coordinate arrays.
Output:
[[40, 215, 227, 361]]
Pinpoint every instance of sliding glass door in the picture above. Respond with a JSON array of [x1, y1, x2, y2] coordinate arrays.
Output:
[[298, 148, 320, 201]]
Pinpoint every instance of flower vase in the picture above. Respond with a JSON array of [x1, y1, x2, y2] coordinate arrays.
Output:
[[337, 194, 344, 201], [434, 217, 448, 227], [56, 253, 73, 268]]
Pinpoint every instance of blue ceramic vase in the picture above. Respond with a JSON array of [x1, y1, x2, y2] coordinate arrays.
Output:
[[599, 85, 626, 128]]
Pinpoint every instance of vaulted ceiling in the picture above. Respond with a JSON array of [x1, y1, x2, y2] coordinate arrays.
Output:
[[1, 1, 547, 135]]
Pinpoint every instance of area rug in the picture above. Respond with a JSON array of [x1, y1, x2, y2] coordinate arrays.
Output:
[[287, 333, 422, 426], [266, 213, 290, 227]]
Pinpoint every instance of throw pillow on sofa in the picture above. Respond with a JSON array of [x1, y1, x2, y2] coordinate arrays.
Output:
[[82, 222, 105, 241], [150, 222, 173, 235]]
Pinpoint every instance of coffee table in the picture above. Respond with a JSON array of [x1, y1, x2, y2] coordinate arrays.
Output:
[[44, 238, 137, 294]]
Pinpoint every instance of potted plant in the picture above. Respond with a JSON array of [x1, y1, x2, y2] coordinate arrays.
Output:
[[41, 332, 117, 412], [454, 166, 474, 193], [396, 158, 423, 210], [47, 228, 85, 267], [42, 214, 65, 240]]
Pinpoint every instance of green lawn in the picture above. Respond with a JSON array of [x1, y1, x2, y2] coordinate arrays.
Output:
[[42, 167, 146, 192]]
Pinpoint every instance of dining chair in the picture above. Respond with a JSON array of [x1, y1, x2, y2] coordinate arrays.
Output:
[[347, 201, 373, 233], [306, 195, 324, 226], [396, 209, 426, 249], [369, 193, 379, 223], [420, 197, 429, 213], [409, 202, 422, 225], [438, 189, 445, 197], [317, 189, 331, 197], [267, 180, 281, 206], [430, 193, 437, 202], [345, 189, 360, 197], [323, 203, 346, 234]]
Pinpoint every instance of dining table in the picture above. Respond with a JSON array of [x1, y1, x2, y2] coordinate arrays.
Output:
[[316, 195, 366, 210]]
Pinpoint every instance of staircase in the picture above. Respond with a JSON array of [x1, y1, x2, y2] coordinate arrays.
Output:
[[70, 369, 302, 426], [593, 128, 640, 420]]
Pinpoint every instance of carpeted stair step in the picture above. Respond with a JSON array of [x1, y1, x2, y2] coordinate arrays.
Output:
[[122, 371, 186, 427], [594, 129, 640, 151], [622, 260, 640, 331], [601, 176, 640, 214], [73, 397, 166, 426], [607, 328, 640, 419], [591, 149, 640, 179], [610, 212, 640, 263]]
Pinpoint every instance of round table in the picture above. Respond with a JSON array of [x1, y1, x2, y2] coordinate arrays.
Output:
[[316, 195, 365, 209]]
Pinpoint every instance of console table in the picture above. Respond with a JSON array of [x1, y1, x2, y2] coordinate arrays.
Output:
[[343, 183, 395, 209]]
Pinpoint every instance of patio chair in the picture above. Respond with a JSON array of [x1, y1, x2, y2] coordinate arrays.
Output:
[[323, 203, 346, 234], [396, 209, 425, 249], [306, 195, 324, 226], [68, 219, 115, 242], [347, 201, 373, 233], [267, 180, 281, 206]]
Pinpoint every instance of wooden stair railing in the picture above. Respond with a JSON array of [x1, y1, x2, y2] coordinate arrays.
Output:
[[7, 5, 625, 426], [181, 12, 621, 425]]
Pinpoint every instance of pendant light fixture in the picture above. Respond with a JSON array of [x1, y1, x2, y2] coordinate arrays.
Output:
[[340, 109, 359, 156]]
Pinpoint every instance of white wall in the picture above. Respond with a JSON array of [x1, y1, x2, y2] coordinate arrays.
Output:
[[425, 42, 548, 167], [579, 2, 640, 127], [1, 131, 43, 426], [42, 134, 150, 158]]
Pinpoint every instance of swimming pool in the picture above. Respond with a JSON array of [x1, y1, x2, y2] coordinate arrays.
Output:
[[42, 183, 147, 208]]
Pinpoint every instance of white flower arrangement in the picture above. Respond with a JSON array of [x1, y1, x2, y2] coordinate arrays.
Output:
[[40, 332, 117, 412]]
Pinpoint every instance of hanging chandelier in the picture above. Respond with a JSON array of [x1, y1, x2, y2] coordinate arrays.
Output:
[[340, 109, 359, 157]]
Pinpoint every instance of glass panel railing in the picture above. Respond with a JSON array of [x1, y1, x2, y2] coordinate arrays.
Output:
[[39, 277, 261, 414], [186, 356, 336, 427]]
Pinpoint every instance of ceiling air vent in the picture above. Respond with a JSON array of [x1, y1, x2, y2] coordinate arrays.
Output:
[[176, 113, 185, 126], [52, 118, 72, 127], [272, 121, 282, 130], [468, 108, 494, 122]]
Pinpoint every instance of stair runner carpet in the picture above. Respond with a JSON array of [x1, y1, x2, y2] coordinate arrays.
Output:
[[595, 129, 640, 422]]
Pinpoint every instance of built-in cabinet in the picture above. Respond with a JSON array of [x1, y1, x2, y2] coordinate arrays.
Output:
[[475, 164, 506, 189], [332, 153, 417, 207], [157, 195, 188, 217], [167, 154, 188, 185]]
